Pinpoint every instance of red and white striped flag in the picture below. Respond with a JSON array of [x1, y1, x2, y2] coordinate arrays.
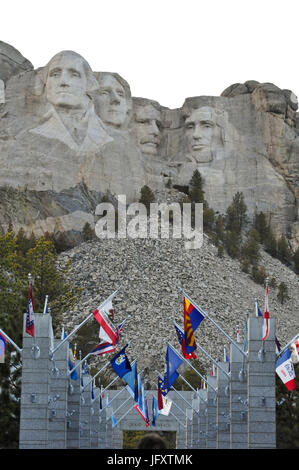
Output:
[[93, 300, 116, 345], [262, 284, 270, 342], [25, 282, 35, 337]]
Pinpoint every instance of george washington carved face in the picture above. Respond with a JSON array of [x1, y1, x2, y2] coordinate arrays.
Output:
[[44, 51, 95, 110]]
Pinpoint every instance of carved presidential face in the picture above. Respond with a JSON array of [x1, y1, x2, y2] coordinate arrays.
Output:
[[45, 52, 89, 110], [95, 74, 129, 128], [133, 104, 162, 155], [184, 107, 223, 163]]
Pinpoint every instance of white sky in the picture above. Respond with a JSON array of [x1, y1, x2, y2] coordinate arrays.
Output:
[[1, 0, 298, 109]]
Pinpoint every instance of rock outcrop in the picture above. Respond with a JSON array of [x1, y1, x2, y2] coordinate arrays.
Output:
[[0, 43, 298, 250]]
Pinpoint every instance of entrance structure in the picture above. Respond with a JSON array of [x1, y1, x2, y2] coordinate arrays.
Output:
[[14, 305, 287, 449]]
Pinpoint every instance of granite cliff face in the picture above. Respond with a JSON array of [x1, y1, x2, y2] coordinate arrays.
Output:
[[0, 42, 298, 249]]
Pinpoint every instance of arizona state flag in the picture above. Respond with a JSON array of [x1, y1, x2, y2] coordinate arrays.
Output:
[[183, 297, 204, 358]]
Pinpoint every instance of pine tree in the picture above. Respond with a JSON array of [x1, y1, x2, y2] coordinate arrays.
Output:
[[241, 228, 260, 265], [253, 211, 270, 243], [139, 185, 155, 215], [277, 282, 289, 304], [277, 235, 292, 265], [188, 170, 205, 204], [82, 222, 95, 241], [294, 248, 299, 274], [225, 192, 248, 233]]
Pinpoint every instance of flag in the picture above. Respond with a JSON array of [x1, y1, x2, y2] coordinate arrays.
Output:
[[262, 284, 270, 341], [0, 333, 7, 359], [110, 344, 131, 378], [244, 319, 248, 353], [99, 387, 103, 410], [123, 361, 138, 402], [276, 349, 297, 391], [26, 282, 35, 337], [255, 300, 263, 317], [112, 414, 117, 428], [159, 396, 172, 416], [212, 364, 216, 376], [157, 379, 164, 410], [174, 321, 196, 359], [91, 380, 95, 400], [93, 300, 117, 345], [135, 384, 150, 427], [90, 341, 116, 356], [236, 328, 241, 343], [68, 344, 78, 380], [291, 339, 299, 364], [275, 337, 281, 355], [158, 375, 168, 397], [115, 319, 126, 344], [183, 297, 204, 358], [152, 396, 159, 426], [164, 345, 183, 391], [43, 295, 49, 315]]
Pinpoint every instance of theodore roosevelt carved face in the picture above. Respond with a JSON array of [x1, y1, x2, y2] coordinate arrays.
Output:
[[132, 103, 162, 155], [184, 106, 224, 163]]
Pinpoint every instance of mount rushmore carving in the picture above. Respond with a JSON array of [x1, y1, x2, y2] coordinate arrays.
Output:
[[0, 41, 298, 249]]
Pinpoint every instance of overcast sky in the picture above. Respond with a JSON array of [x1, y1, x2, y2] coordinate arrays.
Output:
[[2, 0, 298, 109]]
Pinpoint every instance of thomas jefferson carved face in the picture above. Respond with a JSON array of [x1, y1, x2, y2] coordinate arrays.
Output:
[[45, 52, 90, 110], [184, 107, 223, 162], [95, 74, 129, 128], [133, 104, 162, 155]]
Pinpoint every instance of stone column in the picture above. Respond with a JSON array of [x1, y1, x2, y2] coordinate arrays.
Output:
[[185, 408, 193, 448], [79, 374, 92, 448], [98, 397, 107, 449], [198, 389, 207, 448], [90, 387, 100, 448], [19, 313, 52, 449], [230, 342, 248, 449], [47, 338, 68, 448], [247, 317, 276, 449], [216, 362, 230, 449], [66, 360, 81, 449], [191, 393, 199, 448], [206, 375, 217, 449]]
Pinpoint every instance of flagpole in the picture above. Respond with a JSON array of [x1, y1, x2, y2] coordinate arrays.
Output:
[[106, 396, 132, 422], [277, 333, 299, 357], [82, 342, 133, 391], [188, 341, 230, 379], [177, 373, 207, 404], [168, 342, 218, 392], [100, 386, 127, 412], [49, 286, 122, 358], [155, 370, 200, 414], [149, 379, 193, 415], [68, 352, 92, 377], [117, 404, 135, 425], [43, 295, 48, 315], [179, 287, 247, 358], [0, 328, 22, 355]]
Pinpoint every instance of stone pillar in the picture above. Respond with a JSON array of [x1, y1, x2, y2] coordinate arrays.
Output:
[[111, 425, 123, 448], [206, 375, 217, 449], [98, 404, 107, 449], [79, 374, 92, 448], [90, 387, 100, 448], [19, 313, 52, 449], [247, 317, 276, 449], [216, 362, 230, 449], [47, 338, 68, 448], [185, 408, 193, 448], [191, 393, 199, 448], [230, 342, 248, 449], [106, 419, 113, 449], [66, 360, 81, 449], [198, 389, 207, 448], [176, 423, 188, 449]]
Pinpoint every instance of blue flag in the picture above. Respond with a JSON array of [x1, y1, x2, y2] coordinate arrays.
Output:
[[123, 361, 138, 402], [165, 345, 183, 391], [152, 396, 159, 426], [110, 344, 132, 378]]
